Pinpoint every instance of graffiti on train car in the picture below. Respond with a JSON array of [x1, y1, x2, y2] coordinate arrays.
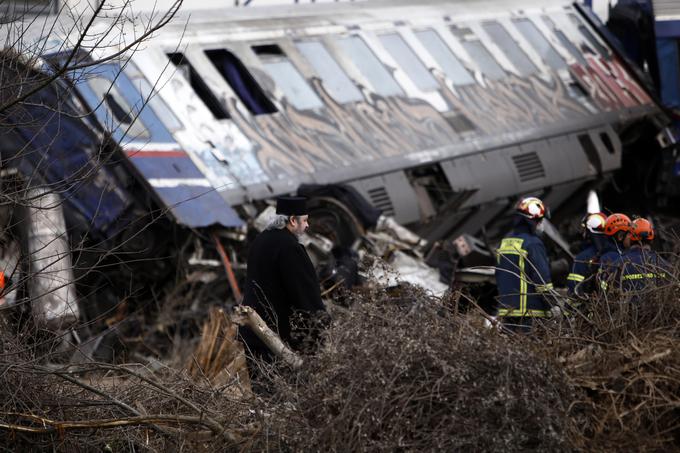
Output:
[[228, 78, 458, 179], [202, 49, 656, 182], [437, 73, 589, 134], [227, 69, 593, 179], [569, 56, 652, 111]]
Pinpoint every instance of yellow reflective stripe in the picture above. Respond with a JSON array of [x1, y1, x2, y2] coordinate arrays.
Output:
[[622, 272, 664, 280], [567, 273, 585, 282], [497, 308, 550, 318], [536, 283, 553, 292], [496, 238, 529, 315], [497, 238, 526, 255], [519, 253, 527, 315]]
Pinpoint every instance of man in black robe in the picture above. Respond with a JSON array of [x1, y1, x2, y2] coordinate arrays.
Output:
[[240, 196, 327, 362]]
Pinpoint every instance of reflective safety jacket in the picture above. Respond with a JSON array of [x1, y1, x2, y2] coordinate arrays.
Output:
[[567, 244, 599, 297], [620, 246, 670, 295], [495, 228, 552, 318]]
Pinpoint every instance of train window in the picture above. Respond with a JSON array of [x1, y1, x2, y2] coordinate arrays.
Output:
[[65, 63, 176, 143], [482, 22, 537, 77], [337, 35, 404, 96], [134, 77, 184, 132], [88, 77, 149, 139], [415, 30, 474, 86], [260, 60, 324, 110], [542, 17, 588, 66], [124, 62, 184, 133], [460, 40, 506, 81], [252, 44, 324, 111], [296, 40, 363, 104], [378, 33, 439, 91], [569, 14, 610, 57], [512, 19, 567, 71], [205, 48, 278, 115], [167, 52, 230, 120]]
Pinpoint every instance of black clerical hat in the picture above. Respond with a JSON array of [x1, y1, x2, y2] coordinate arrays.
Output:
[[276, 196, 308, 216]]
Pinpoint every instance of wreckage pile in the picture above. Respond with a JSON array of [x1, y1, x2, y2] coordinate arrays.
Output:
[[0, 262, 679, 451]]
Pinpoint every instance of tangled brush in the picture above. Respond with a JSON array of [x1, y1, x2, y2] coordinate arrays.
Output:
[[252, 285, 573, 452]]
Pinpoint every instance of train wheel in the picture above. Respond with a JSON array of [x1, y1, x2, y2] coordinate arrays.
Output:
[[306, 196, 365, 248]]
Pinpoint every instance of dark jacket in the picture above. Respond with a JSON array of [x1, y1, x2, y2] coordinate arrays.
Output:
[[568, 244, 599, 297], [495, 222, 553, 317], [620, 246, 670, 297], [567, 235, 609, 297], [598, 240, 627, 291], [241, 228, 326, 350]]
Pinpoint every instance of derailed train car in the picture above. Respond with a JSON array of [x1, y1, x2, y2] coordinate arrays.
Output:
[[0, 0, 673, 345]]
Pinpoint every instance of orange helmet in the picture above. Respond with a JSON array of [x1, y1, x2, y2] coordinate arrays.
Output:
[[581, 212, 607, 235], [629, 218, 654, 242], [604, 213, 632, 236], [516, 197, 546, 220]]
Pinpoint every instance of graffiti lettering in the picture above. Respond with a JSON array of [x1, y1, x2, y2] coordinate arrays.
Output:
[[570, 56, 652, 111], [440, 73, 589, 134], [229, 78, 457, 179]]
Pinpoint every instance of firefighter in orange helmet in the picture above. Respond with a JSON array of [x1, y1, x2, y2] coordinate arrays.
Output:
[[598, 213, 632, 292], [619, 218, 670, 300]]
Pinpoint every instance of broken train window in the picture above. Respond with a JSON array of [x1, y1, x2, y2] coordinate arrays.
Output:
[[205, 48, 278, 115], [167, 52, 230, 120]]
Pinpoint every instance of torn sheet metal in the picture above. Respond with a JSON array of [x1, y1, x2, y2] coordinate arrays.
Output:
[[125, 147, 243, 227]]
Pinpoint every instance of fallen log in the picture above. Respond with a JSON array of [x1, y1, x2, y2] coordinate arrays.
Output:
[[231, 306, 303, 368]]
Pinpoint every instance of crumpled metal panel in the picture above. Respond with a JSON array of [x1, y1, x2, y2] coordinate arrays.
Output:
[[68, 62, 244, 228], [124, 148, 243, 227]]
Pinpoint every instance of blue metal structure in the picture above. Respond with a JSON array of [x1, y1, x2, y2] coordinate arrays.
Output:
[[65, 62, 244, 228]]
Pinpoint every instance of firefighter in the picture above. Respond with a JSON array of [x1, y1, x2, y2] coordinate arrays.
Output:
[[598, 213, 633, 291], [495, 196, 553, 332], [619, 218, 670, 299], [567, 212, 608, 298]]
